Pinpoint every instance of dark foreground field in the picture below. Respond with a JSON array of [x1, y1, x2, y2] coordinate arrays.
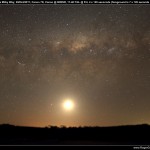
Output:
[[0, 124, 149, 145]]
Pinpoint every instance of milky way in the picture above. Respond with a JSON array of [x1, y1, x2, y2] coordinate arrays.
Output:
[[0, 5, 150, 127]]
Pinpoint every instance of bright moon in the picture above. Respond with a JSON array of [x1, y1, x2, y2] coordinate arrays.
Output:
[[63, 99, 74, 111]]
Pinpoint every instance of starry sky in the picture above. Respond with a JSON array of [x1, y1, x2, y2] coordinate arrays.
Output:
[[0, 4, 150, 127]]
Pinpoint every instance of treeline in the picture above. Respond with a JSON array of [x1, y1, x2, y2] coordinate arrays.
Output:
[[0, 124, 150, 145]]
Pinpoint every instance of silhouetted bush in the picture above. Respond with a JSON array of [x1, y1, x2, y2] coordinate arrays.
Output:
[[0, 124, 149, 145]]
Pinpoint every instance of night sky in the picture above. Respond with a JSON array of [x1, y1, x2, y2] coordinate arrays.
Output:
[[0, 4, 150, 127]]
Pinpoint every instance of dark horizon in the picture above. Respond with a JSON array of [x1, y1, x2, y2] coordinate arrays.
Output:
[[1, 123, 150, 128], [1, 123, 150, 145]]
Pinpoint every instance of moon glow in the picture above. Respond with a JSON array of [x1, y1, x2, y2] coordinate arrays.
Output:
[[63, 99, 74, 111]]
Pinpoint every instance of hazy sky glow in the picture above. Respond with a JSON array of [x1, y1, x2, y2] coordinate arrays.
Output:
[[0, 4, 150, 127]]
